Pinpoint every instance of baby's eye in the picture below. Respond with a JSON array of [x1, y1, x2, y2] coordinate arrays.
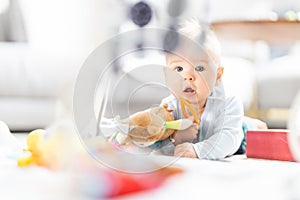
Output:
[[195, 66, 205, 72], [175, 66, 183, 72]]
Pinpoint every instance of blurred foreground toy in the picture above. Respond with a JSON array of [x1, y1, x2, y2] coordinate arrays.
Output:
[[78, 164, 183, 198], [17, 128, 70, 169]]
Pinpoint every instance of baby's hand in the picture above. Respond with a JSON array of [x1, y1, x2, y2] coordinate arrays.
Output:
[[255, 119, 268, 129], [174, 142, 198, 158], [171, 123, 199, 146]]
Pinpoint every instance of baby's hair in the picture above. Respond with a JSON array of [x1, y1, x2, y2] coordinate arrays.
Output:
[[176, 19, 221, 66]]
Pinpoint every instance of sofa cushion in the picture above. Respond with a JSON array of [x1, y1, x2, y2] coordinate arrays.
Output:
[[0, 43, 80, 97], [0, 97, 60, 131]]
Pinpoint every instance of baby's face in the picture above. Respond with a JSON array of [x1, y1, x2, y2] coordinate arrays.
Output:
[[166, 52, 219, 105]]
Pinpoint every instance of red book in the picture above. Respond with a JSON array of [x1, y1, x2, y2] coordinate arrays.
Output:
[[246, 129, 296, 162]]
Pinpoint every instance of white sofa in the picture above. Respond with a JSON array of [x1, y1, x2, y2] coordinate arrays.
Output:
[[1, 0, 298, 131], [0, 42, 81, 130], [0, 0, 116, 131]]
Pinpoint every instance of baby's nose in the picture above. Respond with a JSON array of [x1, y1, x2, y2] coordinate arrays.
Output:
[[184, 75, 194, 81]]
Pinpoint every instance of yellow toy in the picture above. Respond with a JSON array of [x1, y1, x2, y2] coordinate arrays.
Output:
[[17, 129, 65, 169]]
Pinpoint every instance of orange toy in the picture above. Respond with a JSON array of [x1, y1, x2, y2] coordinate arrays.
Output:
[[180, 98, 200, 125]]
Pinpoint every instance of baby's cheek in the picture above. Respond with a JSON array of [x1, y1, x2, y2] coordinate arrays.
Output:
[[196, 78, 213, 94]]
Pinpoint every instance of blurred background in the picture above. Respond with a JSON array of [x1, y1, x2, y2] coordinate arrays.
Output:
[[0, 0, 300, 131]]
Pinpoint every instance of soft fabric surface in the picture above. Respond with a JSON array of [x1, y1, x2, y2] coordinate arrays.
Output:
[[2, 132, 300, 200]]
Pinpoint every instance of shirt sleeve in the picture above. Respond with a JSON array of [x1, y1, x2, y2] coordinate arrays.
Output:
[[192, 96, 244, 159]]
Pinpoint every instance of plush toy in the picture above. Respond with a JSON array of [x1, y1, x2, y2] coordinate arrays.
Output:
[[126, 103, 176, 147], [109, 99, 200, 149]]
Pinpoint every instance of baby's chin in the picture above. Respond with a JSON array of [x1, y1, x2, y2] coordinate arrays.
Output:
[[171, 92, 203, 104], [184, 94, 207, 105], [185, 98, 200, 105], [179, 94, 199, 104]]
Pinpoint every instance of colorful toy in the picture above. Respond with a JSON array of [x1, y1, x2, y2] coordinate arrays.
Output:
[[17, 129, 66, 169], [109, 99, 200, 149], [79, 166, 183, 198]]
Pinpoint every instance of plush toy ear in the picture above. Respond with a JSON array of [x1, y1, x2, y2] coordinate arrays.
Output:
[[130, 111, 151, 127], [147, 125, 162, 136], [147, 112, 164, 133], [162, 103, 168, 109], [162, 103, 174, 112]]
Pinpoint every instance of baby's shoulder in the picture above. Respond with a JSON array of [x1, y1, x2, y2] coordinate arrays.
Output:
[[224, 95, 243, 106], [208, 94, 243, 112], [223, 95, 244, 114]]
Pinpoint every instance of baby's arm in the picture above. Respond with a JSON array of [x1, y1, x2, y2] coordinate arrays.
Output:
[[171, 117, 199, 146], [192, 96, 244, 159], [174, 142, 197, 158], [171, 117, 199, 158]]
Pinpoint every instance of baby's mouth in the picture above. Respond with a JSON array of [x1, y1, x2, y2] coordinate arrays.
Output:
[[183, 87, 196, 94]]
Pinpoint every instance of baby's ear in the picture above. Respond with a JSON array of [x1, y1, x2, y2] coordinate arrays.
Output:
[[217, 66, 224, 80]]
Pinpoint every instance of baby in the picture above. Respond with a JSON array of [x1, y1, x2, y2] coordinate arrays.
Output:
[[160, 20, 267, 159]]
